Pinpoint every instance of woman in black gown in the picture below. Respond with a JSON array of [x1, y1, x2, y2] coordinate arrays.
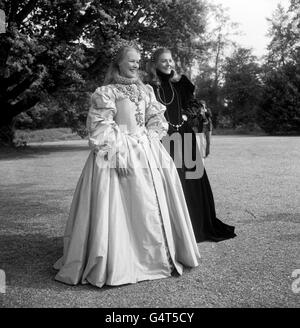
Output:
[[147, 48, 236, 242]]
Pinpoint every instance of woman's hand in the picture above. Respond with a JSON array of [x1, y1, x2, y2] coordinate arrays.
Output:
[[184, 107, 198, 118], [147, 130, 160, 142], [115, 154, 130, 177], [116, 167, 130, 177]]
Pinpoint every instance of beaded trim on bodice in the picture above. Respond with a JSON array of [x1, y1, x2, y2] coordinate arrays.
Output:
[[114, 83, 145, 127]]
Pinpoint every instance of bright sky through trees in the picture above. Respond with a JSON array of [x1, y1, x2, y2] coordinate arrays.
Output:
[[213, 0, 290, 57]]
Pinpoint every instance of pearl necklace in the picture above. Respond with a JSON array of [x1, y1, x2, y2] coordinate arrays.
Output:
[[156, 82, 187, 131], [157, 80, 175, 106]]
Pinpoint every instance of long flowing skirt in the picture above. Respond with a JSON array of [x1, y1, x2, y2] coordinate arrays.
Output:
[[166, 124, 236, 243], [54, 133, 200, 287]]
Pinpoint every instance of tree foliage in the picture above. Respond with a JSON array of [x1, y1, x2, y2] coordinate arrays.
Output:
[[222, 48, 262, 128], [193, 0, 300, 134], [194, 3, 241, 127], [265, 3, 299, 67], [0, 0, 208, 145], [258, 62, 300, 135], [2, 0, 298, 142], [258, 0, 300, 135]]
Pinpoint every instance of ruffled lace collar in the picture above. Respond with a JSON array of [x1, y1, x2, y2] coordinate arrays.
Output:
[[114, 74, 139, 85]]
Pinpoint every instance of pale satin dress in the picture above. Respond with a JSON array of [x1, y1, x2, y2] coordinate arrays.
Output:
[[53, 83, 200, 288]]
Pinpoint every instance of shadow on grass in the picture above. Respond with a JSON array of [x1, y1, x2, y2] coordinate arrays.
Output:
[[261, 213, 300, 224], [277, 233, 300, 242], [0, 233, 118, 293], [0, 233, 64, 289], [240, 211, 300, 225], [239, 212, 300, 242], [0, 142, 89, 161], [0, 187, 72, 226]]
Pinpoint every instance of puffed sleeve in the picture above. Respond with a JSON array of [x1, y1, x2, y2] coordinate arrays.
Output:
[[144, 84, 169, 140], [87, 85, 127, 166]]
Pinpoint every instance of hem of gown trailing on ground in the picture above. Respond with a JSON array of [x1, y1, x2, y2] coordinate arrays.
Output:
[[183, 169, 237, 243]]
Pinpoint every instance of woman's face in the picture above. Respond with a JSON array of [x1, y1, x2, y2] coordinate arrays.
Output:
[[156, 52, 175, 75], [118, 49, 141, 79]]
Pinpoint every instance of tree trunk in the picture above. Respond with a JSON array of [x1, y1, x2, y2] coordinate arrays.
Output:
[[0, 123, 15, 146], [0, 104, 17, 145], [0, 97, 39, 146]]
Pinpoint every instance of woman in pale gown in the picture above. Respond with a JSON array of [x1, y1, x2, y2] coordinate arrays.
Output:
[[53, 44, 200, 288]]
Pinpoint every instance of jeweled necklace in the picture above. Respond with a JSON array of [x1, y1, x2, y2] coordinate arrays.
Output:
[[114, 74, 139, 85], [114, 75, 144, 127]]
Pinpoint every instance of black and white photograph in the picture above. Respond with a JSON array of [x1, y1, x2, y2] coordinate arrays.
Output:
[[0, 0, 299, 313]]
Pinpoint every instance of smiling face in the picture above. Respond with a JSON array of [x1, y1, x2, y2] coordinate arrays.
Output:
[[156, 51, 175, 75], [118, 49, 141, 79]]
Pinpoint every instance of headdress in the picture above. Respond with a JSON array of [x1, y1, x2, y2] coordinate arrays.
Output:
[[111, 39, 142, 63]]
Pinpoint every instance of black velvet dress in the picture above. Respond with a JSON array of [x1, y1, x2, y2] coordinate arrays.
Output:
[[151, 70, 236, 242]]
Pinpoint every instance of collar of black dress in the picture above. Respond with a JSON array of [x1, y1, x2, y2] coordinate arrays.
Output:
[[156, 69, 174, 82]]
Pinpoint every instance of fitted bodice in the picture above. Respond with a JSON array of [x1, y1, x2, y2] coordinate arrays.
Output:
[[114, 96, 146, 135], [87, 83, 168, 154]]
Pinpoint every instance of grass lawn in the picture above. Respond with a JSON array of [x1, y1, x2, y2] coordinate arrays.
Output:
[[14, 126, 266, 145], [0, 136, 299, 308], [15, 128, 82, 143]]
